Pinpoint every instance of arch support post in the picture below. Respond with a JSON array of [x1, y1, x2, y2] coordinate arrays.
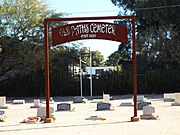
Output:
[[44, 20, 52, 123], [131, 16, 140, 122]]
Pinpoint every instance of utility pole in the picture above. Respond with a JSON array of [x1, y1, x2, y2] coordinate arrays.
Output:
[[79, 54, 83, 97], [89, 47, 93, 98]]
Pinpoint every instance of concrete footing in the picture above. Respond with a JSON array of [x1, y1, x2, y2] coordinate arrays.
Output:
[[131, 116, 140, 122]]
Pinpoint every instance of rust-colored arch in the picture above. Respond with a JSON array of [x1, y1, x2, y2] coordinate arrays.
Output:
[[44, 16, 138, 122]]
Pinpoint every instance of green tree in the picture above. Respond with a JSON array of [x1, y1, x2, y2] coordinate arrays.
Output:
[[50, 45, 80, 96], [111, 0, 180, 93], [0, 0, 49, 42], [106, 43, 131, 67], [91, 50, 105, 66], [0, 36, 44, 79], [106, 51, 122, 66], [0, 0, 65, 78], [80, 47, 105, 67], [111, 0, 180, 69], [0, 0, 67, 96]]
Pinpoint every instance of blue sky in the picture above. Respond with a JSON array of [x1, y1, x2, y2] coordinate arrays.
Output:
[[45, 0, 120, 59]]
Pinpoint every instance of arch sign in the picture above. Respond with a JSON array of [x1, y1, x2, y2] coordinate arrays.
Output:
[[52, 22, 128, 45], [44, 16, 138, 122]]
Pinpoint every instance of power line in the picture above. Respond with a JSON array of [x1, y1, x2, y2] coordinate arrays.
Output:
[[135, 4, 180, 11], [66, 4, 180, 15]]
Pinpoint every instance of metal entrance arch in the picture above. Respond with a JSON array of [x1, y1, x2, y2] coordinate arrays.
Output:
[[44, 16, 139, 122]]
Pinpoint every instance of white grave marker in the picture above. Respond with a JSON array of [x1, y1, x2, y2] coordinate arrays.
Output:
[[13, 99, 25, 104], [0, 96, 6, 106], [120, 99, 133, 106], [143, 105, 155, 115], [0, 96, 8, 109], [34, 99, 41, 107], [140, 105, 158, 119], [133, 95, 147, 102], [137, 95, 144, 102], [174, 93, 180, 104], [171, 93, 180, 106], [103, 94, 110, 103], [31, 99, 41, 108], [164, 93, 175, 102]]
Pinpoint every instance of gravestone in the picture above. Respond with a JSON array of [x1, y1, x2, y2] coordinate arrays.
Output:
[[13, 99, 25, 104], [42, 97, 55, 105], [138, 101, 151, 110], [164, 93, 175, 102], [120, 100, 133, 106], [171, 93, 180, 106], [175, 93, 180, 104], [143, 105, 155, 115], [50, 97, 54, 103], [37, 106, 54, 118], [31, 99, 41, 108], [133, 95, 147, 102], [140, 105, 158, 119], [57, 103, 71, 111], [103, 94, 110, 103], [73, 97, 86, 103], [97, 102, 111, 110], [0, 97, 6, 106], [0, 96, 8, 109], [0, 110, 6, 122], [137, 95, 145, 102], [34, 99, 41, 107], [0, 110, 5, 115]]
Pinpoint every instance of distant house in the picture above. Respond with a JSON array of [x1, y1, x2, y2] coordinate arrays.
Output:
[[86, 66, 115, 75]]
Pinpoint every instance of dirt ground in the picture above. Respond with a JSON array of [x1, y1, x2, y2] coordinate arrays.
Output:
[[0, 95, 180, 135]]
